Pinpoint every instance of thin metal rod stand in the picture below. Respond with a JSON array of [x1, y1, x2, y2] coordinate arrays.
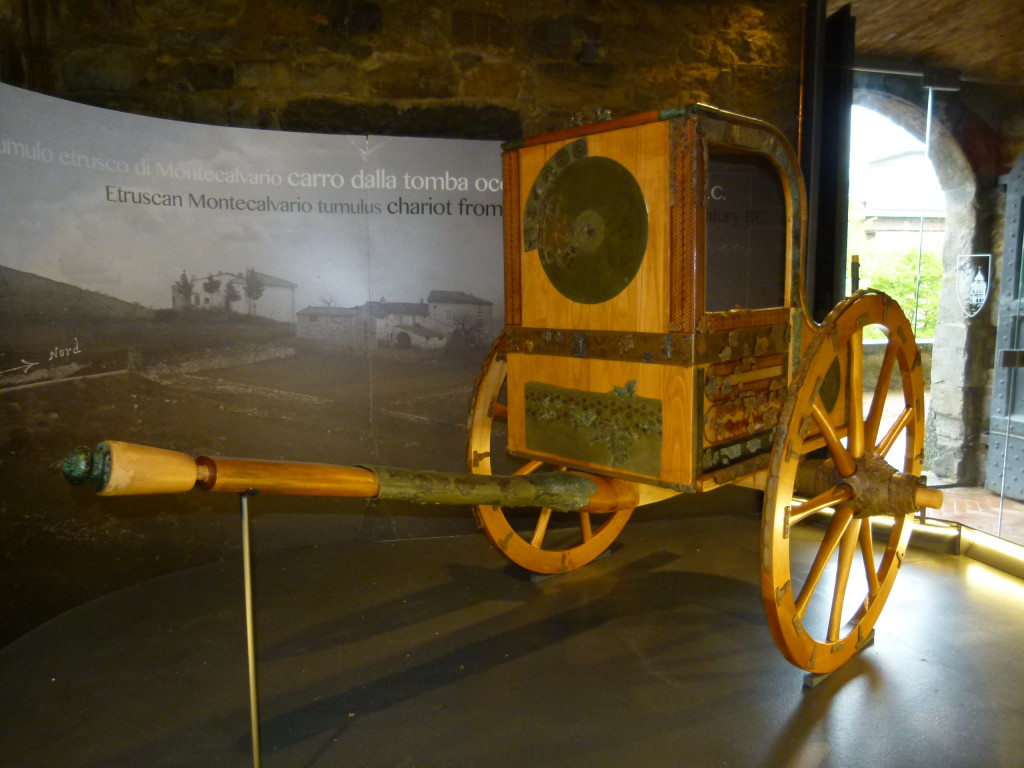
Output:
[[240, 491, 262, 768]]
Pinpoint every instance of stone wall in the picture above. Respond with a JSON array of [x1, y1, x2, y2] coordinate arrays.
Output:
[[0, 0, 805, 143], [296, 312, 373, 351]]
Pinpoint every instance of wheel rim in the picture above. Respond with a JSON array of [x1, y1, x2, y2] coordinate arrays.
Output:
[[762, 291, 924, 672], [467, 344, 633, 574]]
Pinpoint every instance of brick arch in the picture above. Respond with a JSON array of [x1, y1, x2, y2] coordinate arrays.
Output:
[[852, 87, 990, 484]]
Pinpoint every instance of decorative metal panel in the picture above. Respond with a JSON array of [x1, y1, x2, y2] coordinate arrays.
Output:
[[524, 380, 662, 477], [523, 138, 649, 305]]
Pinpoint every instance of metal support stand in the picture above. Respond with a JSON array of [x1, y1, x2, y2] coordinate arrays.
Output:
[[802, 630, 874, 689], [240, 491, 262, 768]]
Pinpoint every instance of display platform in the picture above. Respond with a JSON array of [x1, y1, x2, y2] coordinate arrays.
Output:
[[2, 504, 1023, 768]]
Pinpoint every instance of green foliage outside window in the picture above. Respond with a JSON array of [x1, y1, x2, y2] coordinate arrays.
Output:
[[850, 249, 943, 340]]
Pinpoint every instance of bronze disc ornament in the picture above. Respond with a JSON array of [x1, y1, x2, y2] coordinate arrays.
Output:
[[524, 139, 648, 304]]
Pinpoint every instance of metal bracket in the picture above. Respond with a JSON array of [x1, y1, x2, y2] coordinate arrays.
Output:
[[802, 630, 875, 690]]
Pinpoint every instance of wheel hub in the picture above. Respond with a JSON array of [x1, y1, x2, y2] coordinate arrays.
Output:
[[844, 453, 922, 519], [796, 454, 925, 519]]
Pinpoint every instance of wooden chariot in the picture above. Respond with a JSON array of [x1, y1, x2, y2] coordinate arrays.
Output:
[[64, 105, 943, 675]]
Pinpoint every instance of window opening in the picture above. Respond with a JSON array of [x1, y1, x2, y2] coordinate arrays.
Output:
[[847, 105, 945, 340]]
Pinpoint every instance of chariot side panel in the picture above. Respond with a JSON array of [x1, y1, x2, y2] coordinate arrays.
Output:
[[500, 107, 806, 491]]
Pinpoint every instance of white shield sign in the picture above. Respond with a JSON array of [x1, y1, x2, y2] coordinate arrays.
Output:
[[956, 253, 991, 318]]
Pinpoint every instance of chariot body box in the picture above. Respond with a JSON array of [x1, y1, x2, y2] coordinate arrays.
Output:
[[496, 106, 803, 492]]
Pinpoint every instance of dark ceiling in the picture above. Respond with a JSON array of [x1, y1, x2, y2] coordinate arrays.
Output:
[[828, 0, 1024, 87]]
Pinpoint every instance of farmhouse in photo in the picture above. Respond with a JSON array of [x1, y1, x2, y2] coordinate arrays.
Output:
[[171, 270, 298, 323], [297, 289, 493, 351]]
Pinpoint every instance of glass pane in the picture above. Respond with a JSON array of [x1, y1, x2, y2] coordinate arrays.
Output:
[[995, 237, 1024, 545], [705, 152, 787, 311]]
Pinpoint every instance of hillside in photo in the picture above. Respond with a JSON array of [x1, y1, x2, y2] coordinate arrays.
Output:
[[0, 265, 295, 388]]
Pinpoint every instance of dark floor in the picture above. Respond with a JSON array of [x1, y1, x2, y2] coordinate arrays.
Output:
[[2, 506, 1023, 768]]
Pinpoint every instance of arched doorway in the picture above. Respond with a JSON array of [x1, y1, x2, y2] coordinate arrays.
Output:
[[851, 88, 987, 486]]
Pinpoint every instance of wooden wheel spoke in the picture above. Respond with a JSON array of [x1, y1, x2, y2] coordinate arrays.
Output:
[[848, 329, 866, 459], [580, 512, 593, 542], [513, 460, 544, 476], [526, 467, 566, 549], [530, 508, 552, 547], [864, 340, 898, 449], [875, 407, 914, 458], [811, 402, 856, 477], [788, 485, 854, 526], [859, 519, 881, 598], [490, 401, 509, 422], [828, 518, 862, 642], [794, 506, 855, 616]]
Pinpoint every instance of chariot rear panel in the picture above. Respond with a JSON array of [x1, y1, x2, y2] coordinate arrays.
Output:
[[500, 106, 807, 490]]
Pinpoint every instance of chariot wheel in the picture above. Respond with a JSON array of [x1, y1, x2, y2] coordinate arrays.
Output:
[[467, 341, 634, 574], [761, 290, 940, 673]]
